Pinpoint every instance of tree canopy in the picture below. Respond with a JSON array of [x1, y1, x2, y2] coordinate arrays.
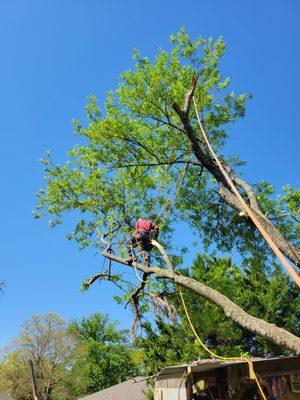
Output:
[[34, 29, 300, 354]]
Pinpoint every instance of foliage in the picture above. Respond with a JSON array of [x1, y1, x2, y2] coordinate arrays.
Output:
[[0, 313, 76, 400], [138, 254, 300, 375], [33, 28, 300, 360], [34, 29, 250, 251], [68, 313, 138, 396]]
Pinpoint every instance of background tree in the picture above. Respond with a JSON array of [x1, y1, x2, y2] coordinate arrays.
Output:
[[0, 350, 30, 398], [0, 313, 139, 399], [0, 313, 76, 400], [68, 313, 138, 397], [34, 29, 300, 353]]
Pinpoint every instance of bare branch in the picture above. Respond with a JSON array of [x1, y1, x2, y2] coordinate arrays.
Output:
[[109, 159, 201, 171], [83, 273, 106, 288], [120, 135, 161, 162], [83, 272, 126, 293], [128, 271, 150, 340]]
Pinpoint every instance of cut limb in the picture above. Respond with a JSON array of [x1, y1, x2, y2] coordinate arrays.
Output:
[[101, 251, 300, 354]]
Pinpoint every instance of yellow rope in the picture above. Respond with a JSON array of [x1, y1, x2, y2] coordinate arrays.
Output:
[[179, 289, 267, 400]]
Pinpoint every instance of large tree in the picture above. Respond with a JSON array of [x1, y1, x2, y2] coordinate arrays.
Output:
[[35, 29, 300, 354]]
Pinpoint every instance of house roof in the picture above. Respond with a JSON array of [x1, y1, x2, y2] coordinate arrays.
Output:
[[0, 394, 13, 400], [78, 377, 147, 400], [157, 355, 300, 379]]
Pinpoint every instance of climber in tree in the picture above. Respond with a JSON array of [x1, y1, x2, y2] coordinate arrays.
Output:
[[127, 218, 159, 264]]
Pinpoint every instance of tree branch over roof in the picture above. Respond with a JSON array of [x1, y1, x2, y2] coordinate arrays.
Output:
[[98, 245, 300, 355]]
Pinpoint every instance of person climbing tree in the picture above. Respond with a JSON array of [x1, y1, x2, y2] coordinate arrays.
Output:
[[128, 218, 159, 264]]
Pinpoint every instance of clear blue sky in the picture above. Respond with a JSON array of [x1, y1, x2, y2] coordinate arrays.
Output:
[[0, 0, 299, 347]]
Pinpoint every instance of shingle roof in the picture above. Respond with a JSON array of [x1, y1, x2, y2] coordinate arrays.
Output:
[[0, 394, 13, 400], [78, 377, 147, 400]]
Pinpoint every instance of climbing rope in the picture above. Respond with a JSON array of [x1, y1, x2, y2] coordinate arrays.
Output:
[[179, 289, 267, 400], [192, 96, 300, 288]]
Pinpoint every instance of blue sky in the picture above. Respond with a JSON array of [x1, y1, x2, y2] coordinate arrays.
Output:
[[0, 0, 299, 347]]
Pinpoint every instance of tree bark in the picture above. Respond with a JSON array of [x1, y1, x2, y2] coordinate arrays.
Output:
[[102, 251, 300, 354]]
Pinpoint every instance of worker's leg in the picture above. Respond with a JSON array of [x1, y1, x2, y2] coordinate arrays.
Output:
[[128, 232, 151, 265], [141, 237, 152, 265]]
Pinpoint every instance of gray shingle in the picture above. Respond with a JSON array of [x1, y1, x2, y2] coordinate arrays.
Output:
[[78, 377, 147, 400], [0, 394, 13, 400]]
